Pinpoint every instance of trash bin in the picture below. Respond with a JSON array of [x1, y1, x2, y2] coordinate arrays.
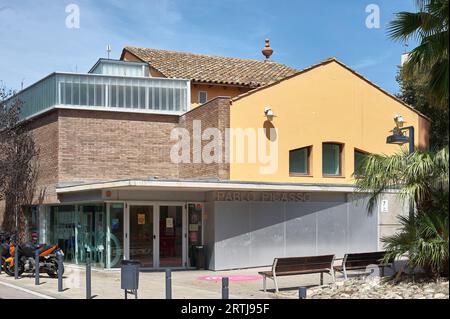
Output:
[[121, 260, 141, 290], [194, 245, 206, 270]]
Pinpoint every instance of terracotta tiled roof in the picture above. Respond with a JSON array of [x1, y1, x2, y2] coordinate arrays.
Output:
[[122, 46, 297, 87]]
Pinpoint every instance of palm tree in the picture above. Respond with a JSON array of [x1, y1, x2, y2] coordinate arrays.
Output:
[[355, 147, 448, 211], [382, 198, 448, 276], [388, 0, 449, 108], [354, 147, 449, 276]]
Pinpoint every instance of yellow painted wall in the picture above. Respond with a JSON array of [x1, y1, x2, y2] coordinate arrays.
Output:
[[230, 61, 429, 184], [191, 84, 249, 108]]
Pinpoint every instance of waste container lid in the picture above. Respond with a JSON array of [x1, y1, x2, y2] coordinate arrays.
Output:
[[121, 260, 141, 266]]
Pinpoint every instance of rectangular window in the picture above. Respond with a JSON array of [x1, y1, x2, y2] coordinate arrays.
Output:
[[354, 149, 368, 176], [198, 91, 208, 104], [289, 146, 311, 175], [323, 143, 343, 176]]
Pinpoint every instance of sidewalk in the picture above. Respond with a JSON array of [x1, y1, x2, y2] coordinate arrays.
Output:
[[0, 265, 336, 299]]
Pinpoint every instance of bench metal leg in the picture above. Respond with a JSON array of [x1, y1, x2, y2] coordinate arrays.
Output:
[[343, 268, 348, 280], [320, 272, 324, 285], [262, 275, 267, 292], [273, 276, 279, 293], [330, 270, 336, 283]]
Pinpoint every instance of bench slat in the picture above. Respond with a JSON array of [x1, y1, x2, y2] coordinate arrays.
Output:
[[341, 251, 392, 269], [274, 255, 334, 273], [259, 269, 331, 278]]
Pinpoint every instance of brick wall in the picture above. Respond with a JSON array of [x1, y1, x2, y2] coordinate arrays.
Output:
[[58, 109, 180, 183], [178, 97, 231, 180], [0, 111, 59, 214], [26, 111, 59, 204], [16, 99, 232, 205]]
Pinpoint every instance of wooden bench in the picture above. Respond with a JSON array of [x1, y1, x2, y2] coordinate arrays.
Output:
[[334, 251, 394, 280], [258, 255, 335, 293]]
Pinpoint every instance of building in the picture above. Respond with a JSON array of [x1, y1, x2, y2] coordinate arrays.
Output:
[[1, 43, 429, 270]]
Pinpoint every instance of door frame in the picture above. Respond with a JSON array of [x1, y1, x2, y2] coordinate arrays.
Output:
[[124, 201, 187, 269]]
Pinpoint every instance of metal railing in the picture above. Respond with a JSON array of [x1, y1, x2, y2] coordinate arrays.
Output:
[[15, 73, 190, 120]]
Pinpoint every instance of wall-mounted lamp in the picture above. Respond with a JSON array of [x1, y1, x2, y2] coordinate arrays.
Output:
[[386, 114, 414, 154], [394, 114, 405, 128], [264, 106, 276, 120]]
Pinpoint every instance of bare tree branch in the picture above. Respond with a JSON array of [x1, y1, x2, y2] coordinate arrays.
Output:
[[0, 85, 39, 242]]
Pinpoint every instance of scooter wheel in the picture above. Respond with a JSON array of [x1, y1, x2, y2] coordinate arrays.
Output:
[[3, 262, 24, 277]]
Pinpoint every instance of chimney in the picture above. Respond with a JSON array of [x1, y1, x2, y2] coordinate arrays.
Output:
[[262, 38, 273, 61]]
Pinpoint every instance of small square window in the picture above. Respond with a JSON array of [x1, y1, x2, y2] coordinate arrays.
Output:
[[198, 91, 208, 104], [289, 147, 311, 175]]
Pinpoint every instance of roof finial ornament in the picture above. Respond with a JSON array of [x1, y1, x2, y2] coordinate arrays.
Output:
[[262, 38, 273, 61]]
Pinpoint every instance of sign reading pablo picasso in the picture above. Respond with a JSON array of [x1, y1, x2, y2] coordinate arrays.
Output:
[[214, 191, 311, 202]]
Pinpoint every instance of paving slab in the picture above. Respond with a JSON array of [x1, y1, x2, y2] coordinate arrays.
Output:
[[0, 264, 338, 299]]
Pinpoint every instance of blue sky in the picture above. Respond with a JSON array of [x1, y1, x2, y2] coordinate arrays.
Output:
[[0, 0, 417, 93]]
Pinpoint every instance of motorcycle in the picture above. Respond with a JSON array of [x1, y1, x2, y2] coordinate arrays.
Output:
[[3, 240, 65, 278], [0, 244, 10, 272], [0, 232, 11, 271]]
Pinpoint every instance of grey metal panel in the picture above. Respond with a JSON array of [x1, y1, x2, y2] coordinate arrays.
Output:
[[113, 190, 206, 202], [204, 202, 216, 269], [214, 202, 251, 269], [309, 192, 347, 203], [285, 203, 318, 257], [249, 202, 285, 266], [317, 202, 348, 257], [59, 190, 103, 203], [347, 196, 378, 253], [206, 192, 385, 270]]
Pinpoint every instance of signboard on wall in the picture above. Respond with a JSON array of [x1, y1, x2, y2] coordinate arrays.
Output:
[[137, 214, 146, 225], [380, 200, 389, 213], [213, 191, 312, 202]]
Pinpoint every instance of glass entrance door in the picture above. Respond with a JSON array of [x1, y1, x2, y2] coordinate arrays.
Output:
[[159, 205, 184, 267], [129, 205, 154, 267], [79, 205, 106, 267]]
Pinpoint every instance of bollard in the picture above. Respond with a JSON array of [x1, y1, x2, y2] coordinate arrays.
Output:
[[165, 269, 172, 299], [222, 277, 229, 299], [35, 249, 40, 285], [57, 253, 63, 292], [86, 257, 92, 299], [299, 286, 307, 299], [14, 248, 19, 279]]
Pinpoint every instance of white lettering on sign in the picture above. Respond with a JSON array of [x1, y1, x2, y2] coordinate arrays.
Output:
[[214, 191, 311, 202], [381, 200, 389, 213]]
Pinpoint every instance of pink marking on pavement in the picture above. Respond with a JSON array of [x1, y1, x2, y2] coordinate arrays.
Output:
[[197, 275, 262, 282]]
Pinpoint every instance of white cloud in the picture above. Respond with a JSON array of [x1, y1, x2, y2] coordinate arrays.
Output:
[[351, 53, 391, 70]]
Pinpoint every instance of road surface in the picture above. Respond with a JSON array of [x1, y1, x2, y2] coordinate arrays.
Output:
[[0, 281, 49, 299]]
